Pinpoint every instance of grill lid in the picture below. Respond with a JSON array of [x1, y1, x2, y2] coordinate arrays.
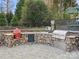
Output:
[[53, 30, 68, 39]]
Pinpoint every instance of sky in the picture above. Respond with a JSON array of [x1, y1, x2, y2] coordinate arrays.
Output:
[[13, 0, 18, 13], [0, 0, 18, 13]]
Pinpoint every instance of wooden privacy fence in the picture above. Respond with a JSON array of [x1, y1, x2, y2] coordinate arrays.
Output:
[[55, 20, 76, 30]]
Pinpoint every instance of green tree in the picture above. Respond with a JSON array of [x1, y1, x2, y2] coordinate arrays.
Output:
[[22, 0, 52, 27], [11, 16, 19, 26], [11, 0, 25, 26], [6, 12, 13, 25], [0, 13, 6, 26], [63, 0, 77, 10], [51, 0, 77, 20], [2, 0, 14, 26], [15, 0, 25, 20]]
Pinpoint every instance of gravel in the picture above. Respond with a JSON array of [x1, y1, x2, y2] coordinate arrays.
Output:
[[0, 44, 79, 59]]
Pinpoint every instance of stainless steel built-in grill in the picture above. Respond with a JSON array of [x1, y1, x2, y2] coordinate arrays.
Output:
[[52, 30, 79, 52]]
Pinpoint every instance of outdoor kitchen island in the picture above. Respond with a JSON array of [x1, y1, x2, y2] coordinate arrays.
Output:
[[2, 31, 79, 52], [52, 30, 79, 52]]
